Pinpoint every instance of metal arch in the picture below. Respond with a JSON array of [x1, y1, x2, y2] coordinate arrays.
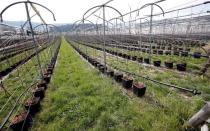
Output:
[[33, 23, 58, 30], [137, 3, 165, 17], [82, 5, 102, 20], [104, 5, 124, 21], [72, 19, 98, 32], [0, 1, 56, 22], [83, 5, 102, 21], [152, 3, 165, 16], [83, 5, 123, 21], [72, 20, 83, 31], [32, 23, 60, 41]]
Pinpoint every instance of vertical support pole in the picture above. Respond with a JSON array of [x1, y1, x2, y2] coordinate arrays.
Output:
[[102, 5, 106, 66], [139, 19, 142, 74], [149, 4, 154, 60], [45, 25, 53, 59], [25, 3, 43, 79]]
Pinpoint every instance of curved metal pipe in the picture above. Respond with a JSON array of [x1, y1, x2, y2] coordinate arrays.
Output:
[[83, 5, 123, 21], [0, 1, 56, 22]]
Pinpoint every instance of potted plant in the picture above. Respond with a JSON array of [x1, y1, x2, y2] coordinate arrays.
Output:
[[193, 51, 201, 58], [176, 59, 187, 71], [37, 81, 47, 90], [118, 52, 123, 57], [132, 56, 137, 61], [99, 65, 107, 73], [106, 70, 114, 77], [10, 112, 32, 131], [153, 59, 161, 67], [24, 97, 41, 115], [142, 48, 146, 53], [114, 72, 123, 82], [122, 76, 133, 89], [153, 50, 157, 54], [47, 66, 53, 75], [127, 54, 131, 60], [144, 58, 150, 64], [165, 50, 171, 55], [43, 72, 51, 84], [122, 53, 127, 58], [32, 86, 45, 99], [164, 59, 174, 69], [94, 61, 99, 67], [181, 51, 188, 57], [133, 82, 146, 97], [158, 50, 163, 55], [137, 57, 143, 63], [173, 51, 180, 56]]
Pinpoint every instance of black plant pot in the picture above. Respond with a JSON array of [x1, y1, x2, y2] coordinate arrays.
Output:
[[153, 60, 161, 67], [165, 51, 171, 55], [114, 73, 123, 82], [193, 52, 201, 58], [181, 51, 188, 57], [133, 82, 146, 97], [93, 61, 98, 67], [37, 81, 47, 90], [47, 67, 53, 74], [122, 54, 127, 58], [164, 61, 173, 69], [106, 70, 114, 77], [179, 47, 183, 51], [173, 51, 180, 56], [43, 74, 51, 84], [153, 50, 157, 54], [142, 49, 146, 53], [118, 53, 123, 57], [132, 56, 137, 61], [137, 57, 143, 63], [0, 70, 7, 78], [10, 112, 32, 131], [97, 64, 103, 69], [158, 50, 163, 55], [99, 66, 106, 73], [122, 76, 133, 89], [176, 63, 187, 71], [33, 87, 45, 99], [144, 58, 150, 64], [24, 97, 41, 115]]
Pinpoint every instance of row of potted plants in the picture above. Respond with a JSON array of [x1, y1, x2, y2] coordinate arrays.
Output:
[[102, 43, 204, 58], [71, 43, 147, 97], [9, 42, 61, 131], [80, 43, 188, 72]]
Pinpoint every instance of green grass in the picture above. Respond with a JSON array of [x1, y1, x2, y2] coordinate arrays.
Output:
[[32, 38, 205, 131]]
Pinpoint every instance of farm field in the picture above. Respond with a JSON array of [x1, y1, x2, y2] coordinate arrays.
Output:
[[1, 0, 210, 130], [32, 39, 205, 131]]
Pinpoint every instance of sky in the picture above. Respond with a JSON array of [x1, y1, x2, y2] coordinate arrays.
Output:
[[0, 0, 209, 24]]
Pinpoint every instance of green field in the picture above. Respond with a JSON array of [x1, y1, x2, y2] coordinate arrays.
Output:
[[32, 39, 207, 131]]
